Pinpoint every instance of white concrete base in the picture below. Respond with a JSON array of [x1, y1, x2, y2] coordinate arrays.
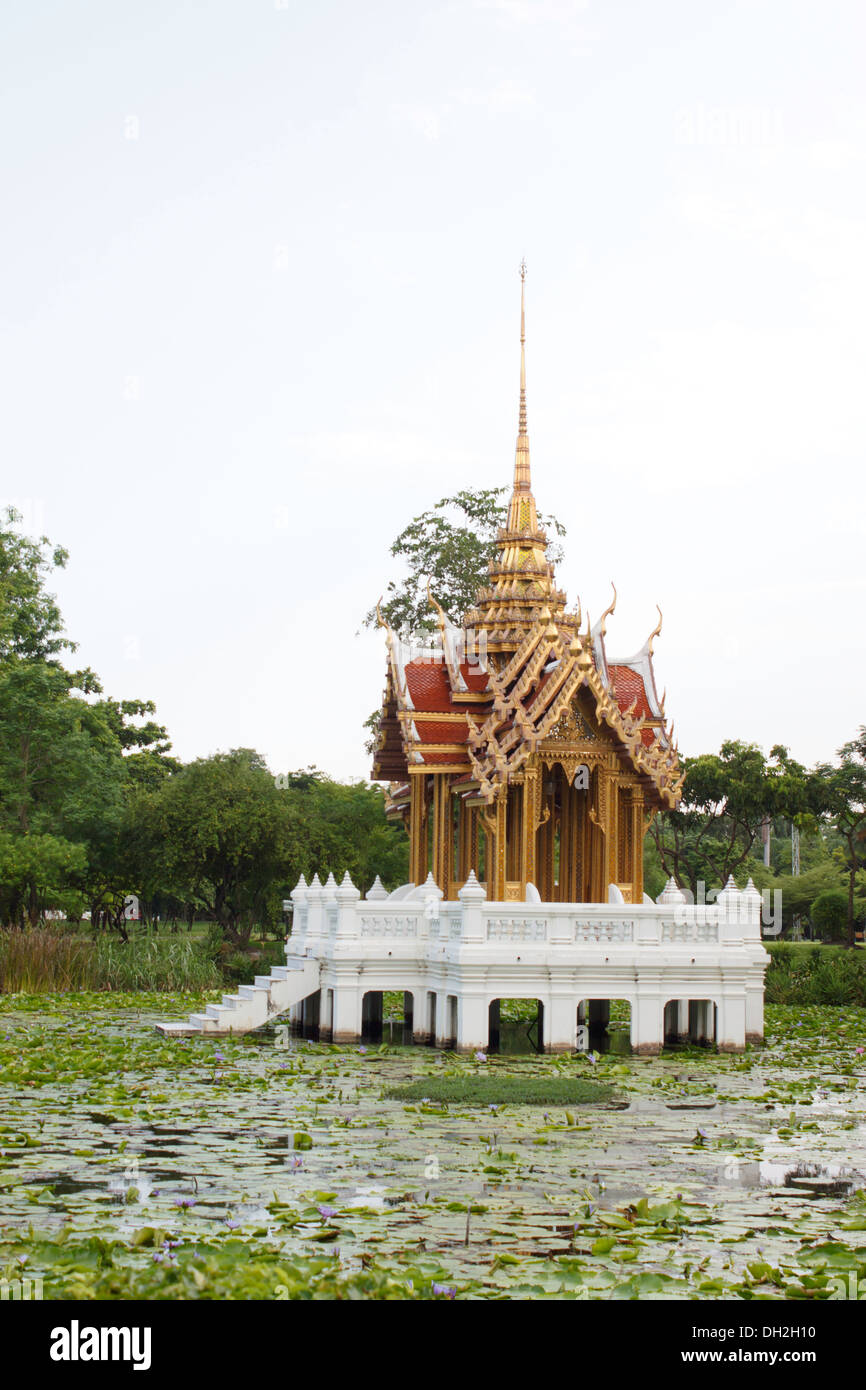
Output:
[[155, 871, 769, 1054]]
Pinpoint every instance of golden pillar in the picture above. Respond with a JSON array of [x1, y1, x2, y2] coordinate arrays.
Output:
[[631, 786, 645, 903], [409, 773, 428, 885], [605, 771, 619, 894], [432, 774, 453, 893], [538, 777, 554, 901], [521, 765, 541, 891], [457, 799, 480, 885], [588, 766, 608, 903], [484, 792, 508, 901]]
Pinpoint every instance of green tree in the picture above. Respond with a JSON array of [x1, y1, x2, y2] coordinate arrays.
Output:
[[362, 486, 566, 753], [649, 741, 827, 899], [363, 487, 566, 637], [810, 889, 848, 943], [0, 513, 173, 930], [138, 750, 293, 947], [0, 506, 71, 660], [0, 658, 121, 925], [279, 771, 409, 891], [816, 729, 866, 948]]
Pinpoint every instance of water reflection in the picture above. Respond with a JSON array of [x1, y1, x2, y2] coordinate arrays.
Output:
[[719, 1158, 862, 1192]]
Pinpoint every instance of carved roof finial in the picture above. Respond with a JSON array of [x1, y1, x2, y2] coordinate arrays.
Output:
[[647, 604, 663, 657], [596, 581, 617, 639]]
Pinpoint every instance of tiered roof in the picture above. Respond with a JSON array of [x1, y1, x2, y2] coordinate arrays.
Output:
[[373, 266, 683, 812]]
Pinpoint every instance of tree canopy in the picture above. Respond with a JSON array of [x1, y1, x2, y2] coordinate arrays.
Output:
[[648, 740, 829, 901], [815, 729, 866, 947], [364, 486, 566, 637]]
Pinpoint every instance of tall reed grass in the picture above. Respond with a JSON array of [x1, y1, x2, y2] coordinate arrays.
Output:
[[0, 930, 221, 993]]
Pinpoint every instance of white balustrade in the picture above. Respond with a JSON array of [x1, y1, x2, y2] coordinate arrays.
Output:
[[279, 869, 769, 1054]]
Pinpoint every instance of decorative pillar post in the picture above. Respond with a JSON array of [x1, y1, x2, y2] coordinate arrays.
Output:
[[605, 771, 619, 896], [459, 803, 479, 884], [409, 773, 427, 885], [588, 768, 606, 903], [334, 871, 361, 935], [468, 806, 480, 878], [304, 874, 324, 952], [455, 793, 467, 883], [288, 874, 308, 956], [558, 771, 571, 902], [538, 786, 554, 901], [492, 791, 507, 900], [432, 774, 453, 896], [458, 870, 486, 941], [322, 873, 338, 943], [630, 787, 644, 902], [521, 765, 540, 893]]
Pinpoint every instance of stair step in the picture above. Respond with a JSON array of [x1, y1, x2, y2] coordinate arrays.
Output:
[[157, 958, 318, 1038]]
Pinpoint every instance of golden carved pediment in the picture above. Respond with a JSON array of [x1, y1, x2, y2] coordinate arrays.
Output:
[[541, 694, 613, 748], [544, 702, 596, 743]]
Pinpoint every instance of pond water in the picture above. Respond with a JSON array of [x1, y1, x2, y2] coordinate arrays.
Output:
[[0, 995, 864, 1300]]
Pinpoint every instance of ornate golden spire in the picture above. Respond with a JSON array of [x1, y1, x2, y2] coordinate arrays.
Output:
[[515, 259, 530, 483], [463, 263, 575, 658], [507, 260, 537, 534]]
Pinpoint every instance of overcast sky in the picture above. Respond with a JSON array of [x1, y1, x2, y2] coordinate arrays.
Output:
[[2, 0, 864, 781]]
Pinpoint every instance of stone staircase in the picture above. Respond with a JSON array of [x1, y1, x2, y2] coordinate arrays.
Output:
[[155, 956, 319, 1036]]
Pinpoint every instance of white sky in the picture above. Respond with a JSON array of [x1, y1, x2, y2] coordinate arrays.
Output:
[[2, 0, 864, 780]]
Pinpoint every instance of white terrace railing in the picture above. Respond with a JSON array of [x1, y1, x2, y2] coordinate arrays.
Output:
[[285, 871, 764, 954]]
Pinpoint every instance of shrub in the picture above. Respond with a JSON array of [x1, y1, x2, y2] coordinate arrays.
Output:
[[810, 890, 849, 943], [765, 942, 866, 1006], [218, 941, 284, 986]]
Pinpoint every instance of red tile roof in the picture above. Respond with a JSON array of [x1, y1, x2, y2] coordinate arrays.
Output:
[[413, 719, 470, 744], [460, 663, 490, 692], [405, 660, 460, 711], [608, 664, 652, 719]]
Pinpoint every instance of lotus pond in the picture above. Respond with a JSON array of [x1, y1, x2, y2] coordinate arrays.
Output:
[[1, 993, 865, 1300]]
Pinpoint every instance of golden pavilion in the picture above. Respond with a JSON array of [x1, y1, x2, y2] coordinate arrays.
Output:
[[373, 268, 684, 904]]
